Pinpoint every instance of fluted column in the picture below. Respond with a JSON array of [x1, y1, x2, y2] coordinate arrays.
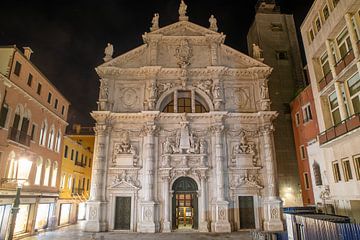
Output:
[[334, 81, 348, 121], [262, 125, 283, 232], [211, 123, 231, 233], [139, 123, 157, 233], [83, 118, 109, 232]]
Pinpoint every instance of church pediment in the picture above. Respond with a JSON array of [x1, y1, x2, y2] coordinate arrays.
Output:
[[220, 45, 268, 69], [150, 21, 221, 37]]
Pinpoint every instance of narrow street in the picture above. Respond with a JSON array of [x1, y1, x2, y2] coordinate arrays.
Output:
[[23, 224, 253, 240]]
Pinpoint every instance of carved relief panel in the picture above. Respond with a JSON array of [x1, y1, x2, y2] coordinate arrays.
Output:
[[224, 84, 253, 112], [113, 84, 144, 112]]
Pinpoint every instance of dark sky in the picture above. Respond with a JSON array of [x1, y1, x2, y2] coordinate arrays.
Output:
[[0, 0, 313, 126]]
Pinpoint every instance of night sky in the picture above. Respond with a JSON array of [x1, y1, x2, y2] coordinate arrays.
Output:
[[0, 0, 313, 126]]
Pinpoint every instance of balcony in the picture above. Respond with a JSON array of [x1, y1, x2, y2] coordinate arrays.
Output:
[[8, 127, 31, 147], [319, 113, 360, 145], [318, 71, 333, 91], [335, 49, 355, 76]]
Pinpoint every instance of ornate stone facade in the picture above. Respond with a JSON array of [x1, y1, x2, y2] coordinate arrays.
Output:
[[84, 1, 283, 234]]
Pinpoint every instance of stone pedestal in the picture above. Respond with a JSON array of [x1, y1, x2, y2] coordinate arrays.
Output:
[[214, 201, 231, 233], [138, 201, 156, 233], [263, 198, 283, 231], [83, 201, 108, 232]]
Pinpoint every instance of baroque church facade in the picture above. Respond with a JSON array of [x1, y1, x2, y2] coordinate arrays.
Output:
[[84, 1, 283, 233]]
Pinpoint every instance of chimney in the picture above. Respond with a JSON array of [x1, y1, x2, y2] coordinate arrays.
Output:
[[23, 47, 33, 60]]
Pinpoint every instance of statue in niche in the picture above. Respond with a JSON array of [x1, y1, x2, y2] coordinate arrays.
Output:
[[103, 43, 114, 62], [148, 82, 158, 99], [212, 83, 223, 99], [199, 138, 207, 154], [150, 13, 159, 31], [175, 39, 192, 68], [252, 43, 263, 60], [233, 131, 257, 155], [209, 15, 218, 32], [163, 137, 174, 154], [260, 81, 269, 99]]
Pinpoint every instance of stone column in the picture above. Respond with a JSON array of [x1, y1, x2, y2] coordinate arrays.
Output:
[[83, 122, 109, 232], [334, 81, 348, 121], [262, 125, 283, 232], [199, 173, 209, 232], [162, 174, 171, 232], [345, 13, 359, 59], [325, 39, 337, 78], [139, 123, 157, 233], [211, 124, 231, 232]]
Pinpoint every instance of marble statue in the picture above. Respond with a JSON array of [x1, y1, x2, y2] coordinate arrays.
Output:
[[151, 13, 159, 31], [252, 43, 263, 60], [260, 81, 269, 99], [104, 43, 114, 62], [209, 15, 218, 32], [178, 0, 187, 19]]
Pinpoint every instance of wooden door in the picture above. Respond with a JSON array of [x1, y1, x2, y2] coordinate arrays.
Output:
[[114, 197, 131, 230], [239, 196, 255, 229]]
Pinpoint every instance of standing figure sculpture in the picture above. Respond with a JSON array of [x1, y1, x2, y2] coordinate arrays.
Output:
[[209, 15, 218, 32], [252, 43, 263, 60], [150, 13, 159, 31], [104, 43, 114, 62], [178, 0, 188, 21]]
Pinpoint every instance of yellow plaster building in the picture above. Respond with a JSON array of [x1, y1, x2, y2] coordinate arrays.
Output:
[[56, 125, 94, 226]]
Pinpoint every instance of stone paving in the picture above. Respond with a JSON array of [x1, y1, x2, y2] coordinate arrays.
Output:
[[23, 224, 253, 240]]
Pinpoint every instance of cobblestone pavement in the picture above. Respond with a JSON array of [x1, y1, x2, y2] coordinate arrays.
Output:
[[23, 224, 253, 240]]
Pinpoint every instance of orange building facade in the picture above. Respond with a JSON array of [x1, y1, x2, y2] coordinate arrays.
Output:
[[290, 84, 319, 206], [0, 46, 69, 239]]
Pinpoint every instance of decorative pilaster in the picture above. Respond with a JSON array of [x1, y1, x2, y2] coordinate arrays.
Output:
[[161, 171, 171, 232], [211, 123, 231, 232], [261, 125, 283, 232], [199, 172, 209, 232], [83, 115, 110, 232], [139, 123, 157, 233]]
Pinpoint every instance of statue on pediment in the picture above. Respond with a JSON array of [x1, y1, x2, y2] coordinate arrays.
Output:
[[150, 13, 159, 31], [252, 43, 263, 60], [178, 0, 188, 21], [209, 15, 218, 32], [104, 43, 114, 62]]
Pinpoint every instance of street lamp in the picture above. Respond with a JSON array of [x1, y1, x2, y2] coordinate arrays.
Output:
[[1, 156, 32, 240]]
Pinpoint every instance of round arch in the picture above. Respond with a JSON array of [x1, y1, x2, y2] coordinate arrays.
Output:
[[172, 176, 198, 192], [156, 86, 214, 112]]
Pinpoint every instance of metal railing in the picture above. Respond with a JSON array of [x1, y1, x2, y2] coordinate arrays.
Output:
[[319, 113, 360, 145], [8, 127, 31, 146], [334, 49, 355, 75], [318, 71, 333, 91]]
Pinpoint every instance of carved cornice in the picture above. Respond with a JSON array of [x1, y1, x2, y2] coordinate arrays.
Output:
[[91, 111, 111, 124]]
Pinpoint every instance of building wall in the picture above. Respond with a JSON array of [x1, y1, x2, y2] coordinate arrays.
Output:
[[0, 46, 69, 239], [290, 85, 319, 205], [247, 3, 304, 206], [300, 0, 360, 221]]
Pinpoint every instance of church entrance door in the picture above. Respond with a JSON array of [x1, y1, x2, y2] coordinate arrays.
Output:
[[114, 197, 131, 230], [172, 177, 198, 230]]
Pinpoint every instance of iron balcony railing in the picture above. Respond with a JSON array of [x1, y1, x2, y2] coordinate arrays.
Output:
[[319, 113, 360, 145], [8, 127, 31, 146]]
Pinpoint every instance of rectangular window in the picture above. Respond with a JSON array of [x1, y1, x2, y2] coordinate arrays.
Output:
[[61, 106, 65, 115], [353, 155, 360, 180], [85, 156, 87, 167], [300, 145, 306, 159], [0, 103, 9, 128], [30, 124, 36, 140], [87, 179, 90, 191], [54, 99, 58, 109], [14, 61, 21, 76], [347, 73, 360, 114], [302, 104, 313, 123], [75, 151, 78, 162], [315, 17, 321, 32], [333, 162, 341, 182], [309, 28, 315, 43], [322, 5, 330, 20], [342, 159, 353, 181], [304, 173, 310, 189], [320, 52, 331, 78], [295, 112, 300, 126], [64, 145, 68, 158], [37, 83, 42, 95], [329, 91, 344, 125], [47, 92, 52, 104], [27, 74, 33, 86], [336, 28, 352, 60], [71, 149, 74, 160]]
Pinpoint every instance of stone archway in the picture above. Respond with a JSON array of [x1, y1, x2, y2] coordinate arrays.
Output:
[[171, 177, 198, 230]]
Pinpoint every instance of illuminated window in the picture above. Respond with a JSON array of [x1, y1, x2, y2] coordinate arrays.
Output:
[[336, 28, 352, 60], [302, 104, 312, 123], [304, 173, 310, 189], [39, 120, 48, 146], [34, 158, 43, 185], [51, 161, 58, 187], [47, 126, 55, 149], [43, 159, 51, 186], [54, 130, 61, 152], [347, 73, 360, 114], [162, 91, 208, 113], [342, 159, 353, 181], [7, 151, 16, 179]]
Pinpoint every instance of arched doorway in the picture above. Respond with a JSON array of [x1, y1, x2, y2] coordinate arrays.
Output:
[[172, 177, 198, 230]]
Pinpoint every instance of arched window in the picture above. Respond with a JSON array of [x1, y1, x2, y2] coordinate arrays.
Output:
[[7, 151, 16, 179], [34, 157, 43, 185], [68, 175, 73, 189], [12, 105, 23, 130], [312, 161, 323, 186], [39, 120, 48, 146], [162, 91, 208, 113], [51, 161, 58, 187], [54, 130, 61, 152], [47, 125, 55, 149], [60, 174, 66, 189], [43, 159, 51, 186]]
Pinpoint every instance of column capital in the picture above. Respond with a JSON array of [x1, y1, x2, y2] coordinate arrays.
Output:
[[260, 124, 274, 136], [94, 124, 108, 136], [210, 124, 225, 135], [141, 123, 158, 137]]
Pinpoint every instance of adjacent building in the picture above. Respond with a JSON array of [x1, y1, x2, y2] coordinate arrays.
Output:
[[301, 0, 360, 221], [290, 84, 319, 206], [57, 124, 94, 227], [247, 0, 305, 206], [83, 1, 283, 233], [0, 46, 69, 238]]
